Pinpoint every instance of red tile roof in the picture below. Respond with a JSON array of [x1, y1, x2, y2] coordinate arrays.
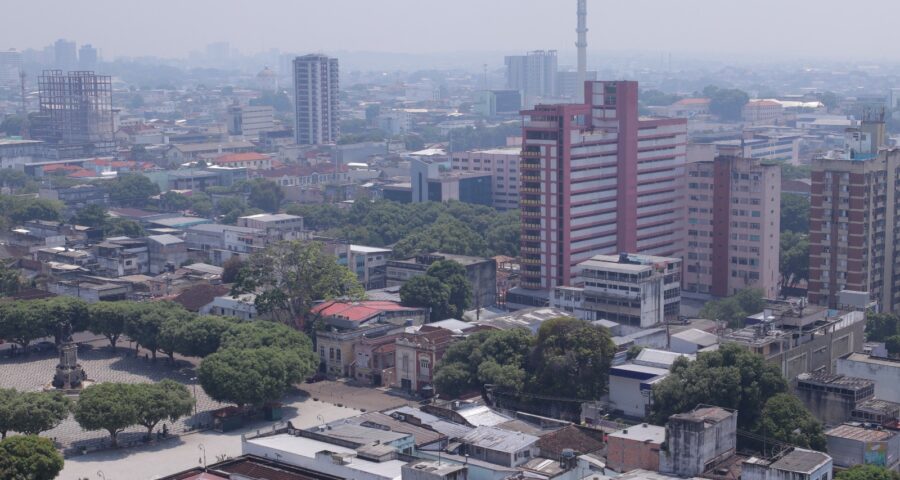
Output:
[[311, 300, 419, 323]]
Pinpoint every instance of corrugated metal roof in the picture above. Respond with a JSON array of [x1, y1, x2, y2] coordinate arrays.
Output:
[[461, 426, 538, 452]]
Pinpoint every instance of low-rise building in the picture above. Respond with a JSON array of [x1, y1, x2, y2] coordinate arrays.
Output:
[[146, 234, 187, 274], [200, 293, 261, 320], [660, 406, 738, 477], [669, 328, 718, 354], [742, 448, 832, 480], [795, 373, 875, 427], [851, 399, 900, 427], [184, 223, 267, 264], [825, 423, 899, 470], [724, 308, 865, 380], [551, 253, 681, 328], [238, 213, 304, 238], [606, 423, 665, 473], [95, 237, 149, 277], [396, 326, 456, 395], [450, 148, 521, 210], [211, 152, 273, 170], [336, 244, 392, 290], [459, 426, 539, 467], [742, 100, 784, 125], [387, 253, 497, 309], [837, 353, 900, 403]]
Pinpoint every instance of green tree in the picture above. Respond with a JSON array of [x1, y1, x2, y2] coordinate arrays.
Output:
[[650, 343, 788, 430], [756, 393, 826, 452], [247, 179, 284, 213], [74, 383, 140, 447], [836, 465, 900, 480], [198, 347, 311, 407], [0, 389, 17, 438], [0, 261, 22, 297], [400, 275, 451, 322], [886, 335, 900, 357], [780, 231, 809, 289], [133, 380, 194, 438], [161, 315, 235, 358], [0, 115, 26, 136], [221, 320, 315, 352], [232, 241, 364, 326], [161, 191, 191, 212], [707, 87, 750, 121], [866, 313, 900, 342], [0, 435, 64, 480], [393, 217, 488, 258], [221, 256, 242, 283], [70, 203, 108, 228], [104, 217, 145, 237], [434, 328, 532, 397], [699, 288, 765, 328], [528, 317, 616, 399], [9, 392, 71, 437], [819, 91, 841, 111], [106, 173, 160, 207], [781, 193, 810, 233], [426, 260, 472, 316], [88, 301, 134, 350], [0, 302, 51, 352], [189, 192, 214, 217]]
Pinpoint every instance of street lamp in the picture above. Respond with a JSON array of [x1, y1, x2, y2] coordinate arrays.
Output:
[[190, 377, 198, 419], [198, 443, 207, 471]]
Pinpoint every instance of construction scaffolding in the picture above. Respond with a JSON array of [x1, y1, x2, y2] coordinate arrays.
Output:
[[34, 70, 114, 158]]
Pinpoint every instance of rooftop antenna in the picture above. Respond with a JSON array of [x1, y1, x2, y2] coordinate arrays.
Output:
[[576, 0, 588, 103]]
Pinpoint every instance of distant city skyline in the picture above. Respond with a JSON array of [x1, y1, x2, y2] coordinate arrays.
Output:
[[6, 0, 900, 64]]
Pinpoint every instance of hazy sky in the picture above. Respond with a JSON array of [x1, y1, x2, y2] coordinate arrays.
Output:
[[5, 0, 900, 62]]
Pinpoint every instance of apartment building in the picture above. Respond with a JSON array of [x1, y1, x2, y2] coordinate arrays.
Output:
[[517, 80, 687, 292], [684, 147, 781, 298], [293, 54, 339, 145], [551, 253, 682, 328], [808, 117, 900, 311], [450, 147, 521, 210]]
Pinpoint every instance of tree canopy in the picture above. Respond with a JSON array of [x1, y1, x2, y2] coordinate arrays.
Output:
[[74, 383, 141, 447], [835, 465, 900, 480], [232, 241, 363, 326], [0, 435, 64, 480], [757, 393, 826, 452], [434, 317, 616, 400], [247, 178, 285, 213], [781, 193, 810, 234], [198, 346, 311, 407], [866, 312, 900, 342], [699, 288, 765, 328], [106, 173, 160, 208], [650, 343, 789, 431], [704, 86, 750, 121], [285, 200, 520, 258], [133, 380, 194, 438], [400, 260, 472, 321], [780, 231, 809, 290]]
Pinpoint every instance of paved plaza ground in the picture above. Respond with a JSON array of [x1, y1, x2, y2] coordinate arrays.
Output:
[[0, 335, 424, 479], [0, 336, 228, 453]]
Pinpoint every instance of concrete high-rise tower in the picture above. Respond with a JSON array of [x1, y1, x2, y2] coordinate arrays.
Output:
[[292, 54, 339, 145], [576, 0, 588, 103]]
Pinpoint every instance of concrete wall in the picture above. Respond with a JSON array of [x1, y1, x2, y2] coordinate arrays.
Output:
[[837, 357, 900, 403], [609, 375, 651, 418], [795, 388, 860, 427], [660, 411, 737, 477], [606, 435, 659, 473]]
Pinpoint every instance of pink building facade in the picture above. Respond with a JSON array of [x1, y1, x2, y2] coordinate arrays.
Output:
[[519, 81, 687, 290]]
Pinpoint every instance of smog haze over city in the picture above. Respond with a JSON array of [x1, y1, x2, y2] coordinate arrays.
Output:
[[3, 1, 900, 480]]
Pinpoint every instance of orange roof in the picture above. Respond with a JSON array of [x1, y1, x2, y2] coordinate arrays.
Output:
[[213, 152, 270, 164], [311, 300, 420, 323], [42, 164, 81, 173], [68, 169, 97, 178]]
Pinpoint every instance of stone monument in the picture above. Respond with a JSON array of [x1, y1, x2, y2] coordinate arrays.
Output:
[[51, 321, 86, 390]]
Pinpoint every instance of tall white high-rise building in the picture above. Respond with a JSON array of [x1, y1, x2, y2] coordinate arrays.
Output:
[[292, 54, 339, 145], [0, 49, 22, 86], [505, 50, 558, 106]]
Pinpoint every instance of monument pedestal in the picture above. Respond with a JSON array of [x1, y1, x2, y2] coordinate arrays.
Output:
[[52, 342, 85, 390]]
